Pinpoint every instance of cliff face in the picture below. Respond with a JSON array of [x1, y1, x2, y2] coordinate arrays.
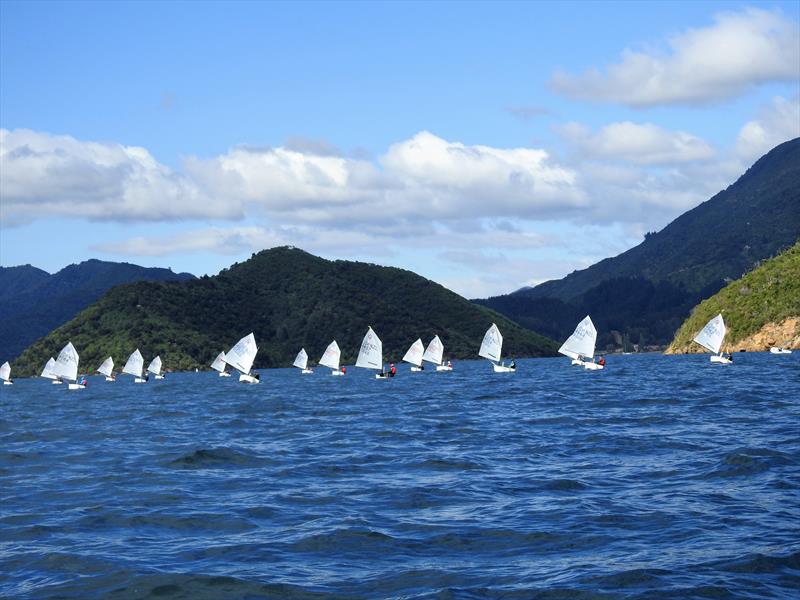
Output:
[[667, 241, 800, 354]]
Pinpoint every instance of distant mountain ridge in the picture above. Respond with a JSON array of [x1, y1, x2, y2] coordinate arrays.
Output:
[[12, 247, 557, 376], [0, 259, 195, 360], [476, 138, 800, 350]]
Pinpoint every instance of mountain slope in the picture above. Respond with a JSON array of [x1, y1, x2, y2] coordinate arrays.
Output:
[[477, 138, 800, 349], [0, 259, 195, 360], [667, 241, 800, 353], [12, 247, 557, 376]]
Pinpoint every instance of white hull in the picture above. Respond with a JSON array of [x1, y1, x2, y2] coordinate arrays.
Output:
[[584, 362, 604, 370], [155, 374, 165, 380], [301, 369, 314, 374], [218, 371, 231, 377], [493, 364, 515, 373], [770, 347, 792, 354], [52, 380, 63, 385], [239, 373, 260, 384], [104, 377, 115, 382], [134, 377, 147, 384], [3, 380, 12, 385], [375, 373, 393, 379], [436, 365, 453, 371], [331, 370, 345, 376], [410, 366, 424, 372], [68, 382, 86, 390], [710, 355, 732, 364], [571, 359, 585, 366]]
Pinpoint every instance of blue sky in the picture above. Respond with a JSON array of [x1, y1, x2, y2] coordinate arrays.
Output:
[[1, 1, 798, 296]]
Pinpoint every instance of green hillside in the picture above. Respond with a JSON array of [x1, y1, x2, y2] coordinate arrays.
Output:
[[667, 241, 800, 353], [12, 247, 557, 376]]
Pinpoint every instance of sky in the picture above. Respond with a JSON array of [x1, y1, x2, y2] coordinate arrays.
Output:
[[1, 0, 798, 297]]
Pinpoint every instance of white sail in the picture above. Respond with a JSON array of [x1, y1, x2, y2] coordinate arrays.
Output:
[[41, 357, 58, 379], [693, 314, 726, 354], [402, 339, 424, 367], [210, 351, 227, 373], [293, 348, 308, 370], [479, 323, 503, 362], [319, 341, 341, 370], [422, 335, 444, 365], [0, 361, 10, 382], [356, 327, 382, 370], [123, 349, 144, 377], [54, 342, 79, 382], [224, 333, 258, 375], [97, 357, 114, 377], [559, 316, 597, 360], [147, 356, 162, 376]]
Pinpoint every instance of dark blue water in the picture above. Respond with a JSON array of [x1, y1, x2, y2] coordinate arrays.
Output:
[[1, 353, 799, 599]]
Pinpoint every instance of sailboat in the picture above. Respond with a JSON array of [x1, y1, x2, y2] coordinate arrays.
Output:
[[41, 357, 62, 384], [480, 323, 514, 372], [123, 349, 147, 383], [224, 333, 260, 384], [403, 338, 425, 372], [54, 342, 85, 389], [97, 357, 115, 381], [211, 351, 231, 376], [147, 356, 165, 379], [422, 335, 451, 371], [769, 347, 792, 354], [356, 327, 389, 378], [293, 348, 313, 374], [559, 316, 602, 369], [319, 340, 344, 376], [693, 314, 731, 364], [0, 361, 12, 385]]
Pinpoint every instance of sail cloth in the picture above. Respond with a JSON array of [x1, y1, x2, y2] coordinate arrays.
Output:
[[422, 335, 444, 366], [41, 357, 58, 379], [54, 342, 79, 382], [224, 333, 258, 375], [210, 351, 227, 373], [479, 324, 503, 362], [97, 357, 114, 377], [558, 316, 598, 360], [402, 339, 424, 367], [356, 327, 382, 370], [319, 341, 341, 370], [123, 349, 144, 377], [147, 356, 162, 376], [293, 348, 308, 370], [0, 361, 10, 382], [694, 314, 726, 354]]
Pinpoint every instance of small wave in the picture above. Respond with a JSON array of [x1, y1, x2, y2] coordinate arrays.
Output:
[[289, 528, 396, 553], [166, 446, 263, 469], [543, 478, 588, 491], [706, 447, 792, 478]]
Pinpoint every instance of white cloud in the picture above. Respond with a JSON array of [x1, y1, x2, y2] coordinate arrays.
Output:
[[0, 129, 225, 225], [550, 8, 800, 106], [736, 95, 800, 161], [557, 121, 716, 164]]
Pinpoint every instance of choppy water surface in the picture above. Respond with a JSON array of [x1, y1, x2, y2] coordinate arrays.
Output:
[[1, 353, 799, 599]]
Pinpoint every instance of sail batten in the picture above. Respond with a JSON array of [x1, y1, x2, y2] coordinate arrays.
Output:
[[123, 349, 144, 378], [319, 341, 341, 370], [559, 316, 597, 360], [479, 324, 503, 362], [694, 314, 726, 354], [224, 333, 258, 375], [356, 327, 382, 370], [402, 339, 424, 367], [422, 335, 444, 365]]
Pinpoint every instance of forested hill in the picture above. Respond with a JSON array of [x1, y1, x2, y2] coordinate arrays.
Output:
[[12, 247, 557, 376], [476, 138, 800, 351], [0, 259, 195, 360], [667, 241, 800, 354]]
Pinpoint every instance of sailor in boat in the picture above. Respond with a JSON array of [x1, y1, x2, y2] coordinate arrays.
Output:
[[509, 359, 516, 370], [78, 375, 87, 387], [447, 360, 453, 369], [389, 363, 397, 377], [253, 371, 261, 381], [341, 366, 347, 375], [724, 352, 733, 362], [598, 356, 606, 367]]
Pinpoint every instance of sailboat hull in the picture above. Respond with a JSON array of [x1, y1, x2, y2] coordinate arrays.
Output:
[[770, 347, 791, 354], [710, 355, 732, 364], [68, 383, 86, 390], [410, 366, 424, 372], [3, 380, 12, 385], [571, 359, 585, 366], [134, 377, 147, 384], [301, 369, 314, 374], [493, 364, 515, 373], [218, 371, 231, 377], [584, 362, 604, 370], [52, 379, 63, 385], [331, 370, 344, 376], [436, 365, 453, 371], [104, 377, 115, 382], [239, 374, 260, 384], [154, 374, 165, 379]]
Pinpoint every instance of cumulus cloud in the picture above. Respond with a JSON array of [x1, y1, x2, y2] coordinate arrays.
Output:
[[550, 7, 800, 106], [0, 129, 224, 225], [557, 121, 716, 164], [736, 95, 800, 161]]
